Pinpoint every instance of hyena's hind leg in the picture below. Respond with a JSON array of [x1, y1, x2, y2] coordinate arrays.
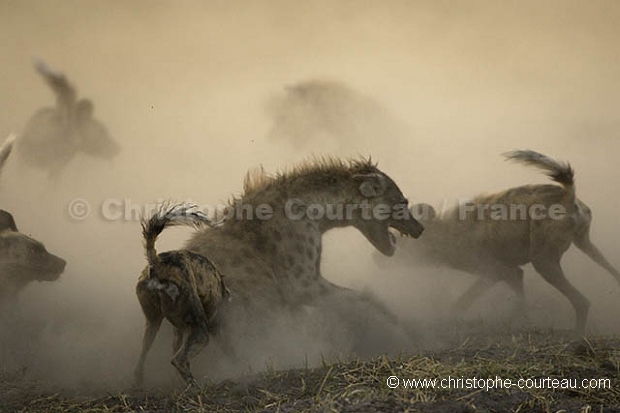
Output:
[[531, 257, 590, 337], [452, 263, 525, 313], [503, 267, 527, 314], [574, 232, 620, 285], [452, 276, 498, 314], [134, 288, 164, 387]]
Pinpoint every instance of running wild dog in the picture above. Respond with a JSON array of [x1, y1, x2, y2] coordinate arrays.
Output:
[[384, 150, 620, 336], [0, 134, 66, 301], [134, 203, 229, 387], [185, 157, 424, 356], [17, 60, 120, 178], [0, 224, 66, 301]]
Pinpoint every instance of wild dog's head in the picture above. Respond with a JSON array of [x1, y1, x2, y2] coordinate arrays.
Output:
[[0, 227, 66, 284]]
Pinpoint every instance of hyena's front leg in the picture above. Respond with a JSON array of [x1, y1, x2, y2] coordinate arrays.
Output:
[[312, 277, 414, 356]]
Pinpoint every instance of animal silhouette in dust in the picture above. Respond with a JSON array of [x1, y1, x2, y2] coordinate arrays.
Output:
[[185, 157, 424, 357], [266, 79, 407, 154], [386, 150, 619, 336], [17, 60, 120, 178], [134, 203, 229, 387]]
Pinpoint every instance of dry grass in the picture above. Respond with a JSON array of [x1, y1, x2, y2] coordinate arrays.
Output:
[[1, 331, 619, 413]]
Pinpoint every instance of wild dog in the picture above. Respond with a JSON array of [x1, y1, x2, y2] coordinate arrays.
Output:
[[17, 60, 120, 178], [0, 215, 66, 301], [134, 203, 229, 387], [0, 133, 66, 301]]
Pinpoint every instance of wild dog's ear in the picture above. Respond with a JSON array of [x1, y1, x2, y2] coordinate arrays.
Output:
[[353, 173, 387, 198], [0, 210, 18, 232]]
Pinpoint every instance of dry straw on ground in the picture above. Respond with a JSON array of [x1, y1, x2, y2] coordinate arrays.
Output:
[[1, 331, 619, 413]]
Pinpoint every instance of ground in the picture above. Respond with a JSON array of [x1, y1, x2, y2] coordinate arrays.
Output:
[[1, 329, 619, 413]]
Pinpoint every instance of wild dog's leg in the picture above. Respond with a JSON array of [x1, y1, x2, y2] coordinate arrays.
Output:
[[134, 288, 163, 387], [531, 258, 590, 337], [173, 327, 184, 355], [452, 276, 498, 313], [171, 324, 209, 386], [134, 315, 163, 386]]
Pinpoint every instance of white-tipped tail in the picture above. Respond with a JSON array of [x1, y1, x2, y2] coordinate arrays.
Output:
[[142, 202, 217, 266]]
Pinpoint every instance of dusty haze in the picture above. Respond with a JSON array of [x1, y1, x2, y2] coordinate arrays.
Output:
[[0, 0, 619, 391]]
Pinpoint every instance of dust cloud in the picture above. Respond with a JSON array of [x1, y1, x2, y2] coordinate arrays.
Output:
[[0, 0, 619, 391]]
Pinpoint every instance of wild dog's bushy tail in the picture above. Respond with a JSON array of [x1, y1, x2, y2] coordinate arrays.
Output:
[[142, 202, 215, 267], [504, 149, 575, 201], [0, 133, 15, 174]]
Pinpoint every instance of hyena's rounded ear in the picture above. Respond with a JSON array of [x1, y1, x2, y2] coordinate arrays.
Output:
[[410, 203, 436, 221], [353, 173, 387, 198]]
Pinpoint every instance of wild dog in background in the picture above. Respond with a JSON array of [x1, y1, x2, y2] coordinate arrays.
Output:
[[0, 226, 66, 302], [134, 203, 229, 387], [17, 60, 120, 178], [0, 133, 66, 302]]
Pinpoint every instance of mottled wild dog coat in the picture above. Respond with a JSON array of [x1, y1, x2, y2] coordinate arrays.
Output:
[[134, 203, 229, 387], [186, 157, 424, 356], [395, 150, 620, 336]]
